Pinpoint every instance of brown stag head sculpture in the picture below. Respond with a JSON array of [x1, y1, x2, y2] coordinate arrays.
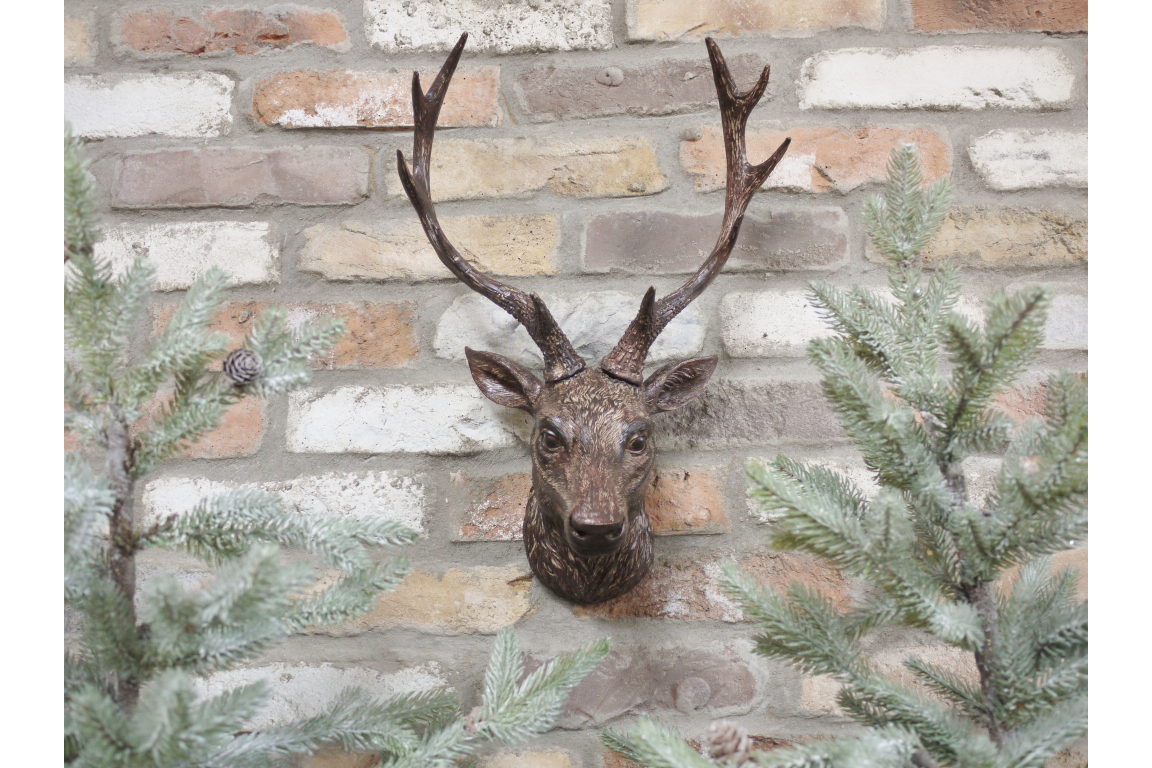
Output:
[[398, 34, 789, 604]]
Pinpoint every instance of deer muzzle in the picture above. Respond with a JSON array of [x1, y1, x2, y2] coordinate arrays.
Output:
[[565, 500, 628, 556]]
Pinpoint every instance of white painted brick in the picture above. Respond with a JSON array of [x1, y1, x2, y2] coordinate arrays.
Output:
[[94, 222, 279, 291], [720, 291, 830, 357], [1043, 294, 1087, 350], [288, 386, 526, 454], [193, 662, 447, 730], [434, 291, 705, 366], [365, 0, 612, 54], [798, 47, 1076, 110], [65, 73, 233, 138], [969, 130, 1088, 190], [142, 472, 427, 533]]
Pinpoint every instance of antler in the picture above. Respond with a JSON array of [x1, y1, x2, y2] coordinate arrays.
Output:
[[396, 33, 585, 383], [600, 38, 791, 385]]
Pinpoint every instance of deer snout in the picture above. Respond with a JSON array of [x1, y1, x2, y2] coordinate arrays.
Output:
[[567, 506, 627, 554]]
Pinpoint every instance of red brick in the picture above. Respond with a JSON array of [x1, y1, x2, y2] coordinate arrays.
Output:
[[574, 552, 851, 621], [187, 397, 264, 459], [119, 7, 349, 56], [151, 301, 418, 371], [253, 69, 501, 128], [994, 373, 1087, 424], [454, 469, 729, 542], [910, 0, 1086, 32], [111, 147, 369, 209], [681, 125, 951, 194]]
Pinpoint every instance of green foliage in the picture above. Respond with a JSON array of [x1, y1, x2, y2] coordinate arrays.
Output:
[[605, 143, 1086, 768], [64, 127, 609, 768]]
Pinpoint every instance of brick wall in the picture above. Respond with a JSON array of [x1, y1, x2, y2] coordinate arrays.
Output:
[[65, 1, 1087, 766]]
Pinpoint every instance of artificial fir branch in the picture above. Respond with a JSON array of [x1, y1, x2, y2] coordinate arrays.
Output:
[[64, 127, 609, 766], [604, 142, 1086, 768]]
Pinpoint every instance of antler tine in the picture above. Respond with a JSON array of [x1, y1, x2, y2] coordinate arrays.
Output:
[[397, 33, 584, 383], [601, 38, 790, 385]]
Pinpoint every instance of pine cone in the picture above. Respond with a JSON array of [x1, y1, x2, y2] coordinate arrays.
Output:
[[707, 720, 751, 765], [223, 349, 262, 385]]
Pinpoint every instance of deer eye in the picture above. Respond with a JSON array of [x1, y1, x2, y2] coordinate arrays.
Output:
[[626, 432, 649, 453], [539, 428, 563, 452]]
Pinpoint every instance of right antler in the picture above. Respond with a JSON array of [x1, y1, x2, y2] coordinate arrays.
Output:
[[600, 38, 790, 385], [396, 33, 585, 383]]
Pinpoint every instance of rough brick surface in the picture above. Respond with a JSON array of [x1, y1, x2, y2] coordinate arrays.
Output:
[[575, 552, 851, 621], [151, 300, 418, 370], [194, 663, 445, 729], [1042, 294, 1087, 350], [65, 16, 95, 65], [434, 292, 704, 368], [298, 216, 559, 282], [515, 54, 769, 122], [454, 469, 729, 541], [112, 147, 370, 208], [558, 645, 764, 727], [626, 0, 883, 40], [119, 7, 349, 55], [365, 0, 612, 53], [382, 137, 667, 201], [681, 125, 951, 194], [65, 73, 233, 138], [721, 291, 831, 357], [287, 386, 525, 455], [969, 130, 1088, 190], [185, 397, 264, 458], [143, 472, 426, 533], [655, 379, 843, 450], [799, 47, 1076, 110], [253, 68, 501, 128], [910, 0, 1087, 32], [916, 209, 1087, 268], [484, 752, 573, 768], [95, 222, 279, 290], [335, 566, 533, 635], [583, 209, 849, 274]]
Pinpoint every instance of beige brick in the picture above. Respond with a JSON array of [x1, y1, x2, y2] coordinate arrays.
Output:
[[119, 7, 349, 55], [298, 216, 559, 282], [384, 137, 667, 201], [253, 68, 501, 128], [112, 147, 369, 209], [870, 644, 979, 700], [681, 125, 951, 194], [627, 0, 883, 40], [913, 209, 1087, 269], [336, 565, 533, 635], [300, 752, 379, 768], [998, 547, 1088, 603], [454, 469, 729, 542], [911, 0, 1086, 32], [484, 751, 574, 768], [799, 674, 844, 716], [575, 553, 850, 621], [65, 16, 95, 65]]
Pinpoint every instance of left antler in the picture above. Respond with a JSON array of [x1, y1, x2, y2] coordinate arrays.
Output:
[[396, 33, 585, 383], [600, 38, 790, 385]]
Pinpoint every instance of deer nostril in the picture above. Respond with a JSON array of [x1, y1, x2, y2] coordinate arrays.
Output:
[[570, 518, 625, 540]]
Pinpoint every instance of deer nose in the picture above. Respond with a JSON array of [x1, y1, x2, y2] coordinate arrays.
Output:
[[570, 517, 625, 541]]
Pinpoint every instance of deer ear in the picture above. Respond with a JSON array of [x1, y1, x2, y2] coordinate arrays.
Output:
[[465, 348, 542, 412], [642, 356, 717, 413]]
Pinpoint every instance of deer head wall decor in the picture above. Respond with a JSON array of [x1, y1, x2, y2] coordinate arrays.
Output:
[[398, 33, 790, 604]]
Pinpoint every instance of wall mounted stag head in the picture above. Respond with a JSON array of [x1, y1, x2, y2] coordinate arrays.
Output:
[[398, 34, 789, 604]]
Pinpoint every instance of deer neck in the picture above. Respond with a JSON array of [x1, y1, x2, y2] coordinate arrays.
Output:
[[522, 490, 654, 605]]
